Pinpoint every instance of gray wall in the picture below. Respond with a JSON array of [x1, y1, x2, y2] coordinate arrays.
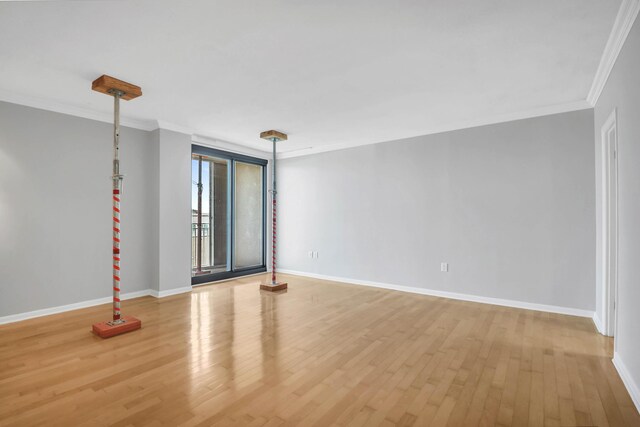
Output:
[[594, 16, 640, 401], [0, 101, 159, 316], [0, 102, 266, 317], [0, 101, 272, 317], [279, 109, 595, 311], [157, 129, 192, 292]]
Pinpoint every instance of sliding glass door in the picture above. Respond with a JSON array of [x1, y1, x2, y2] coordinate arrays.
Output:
[[191, 145, 267, 284]]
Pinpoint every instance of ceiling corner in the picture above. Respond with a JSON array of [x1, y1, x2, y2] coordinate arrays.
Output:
[[587, 0, 640, 106]]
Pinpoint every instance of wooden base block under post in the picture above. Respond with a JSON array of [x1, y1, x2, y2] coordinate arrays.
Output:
[[92, 315, 141, 338], [260, 282, 288, 292]]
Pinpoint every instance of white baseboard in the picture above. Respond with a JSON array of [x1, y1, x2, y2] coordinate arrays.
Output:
[[613, 352, 640, 413], [0, 289, 151, 325], [149, 286, 193, 298], [279, 269, 594, 318], [592, 312, 605, 334], [0, 286, 193, 325]]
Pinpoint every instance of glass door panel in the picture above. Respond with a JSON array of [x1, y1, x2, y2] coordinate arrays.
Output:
[[192, 154, 230, 276], [211, 159, 229, 270], [233, 161, 264, 269]]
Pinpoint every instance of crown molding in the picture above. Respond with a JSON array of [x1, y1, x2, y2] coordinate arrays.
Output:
[[154, 120, 271, 158], [0, 90, 272, 158], [587, 0, 640, 106], [2, 89, 589, 161], [0, 89, 157, 131], [155, 120, 194, 135], [192, 134, 271, 159], [277, 99, 592, 159]]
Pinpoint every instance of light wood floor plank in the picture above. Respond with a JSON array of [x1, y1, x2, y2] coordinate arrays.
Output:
[[1, 273, 638, 426]]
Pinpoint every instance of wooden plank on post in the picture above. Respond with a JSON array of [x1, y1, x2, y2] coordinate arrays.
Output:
[[92, 75, 142, 100], [260, 130, 288, 141]]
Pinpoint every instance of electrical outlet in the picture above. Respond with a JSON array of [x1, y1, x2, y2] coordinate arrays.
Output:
[[308, 251, 313, 258], [441, 262, 448, 272], [314, 251, 319, 259]]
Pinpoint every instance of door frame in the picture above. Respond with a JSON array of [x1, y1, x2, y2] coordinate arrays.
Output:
[[601, 108, 619, 338], [191, 145, 268, 285]]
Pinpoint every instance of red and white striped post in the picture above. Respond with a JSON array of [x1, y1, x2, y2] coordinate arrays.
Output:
[[111, 91, 124, 324], [271, 171, 277, 285], [91, 75, 142, 338], [260, 130, 288, 292]]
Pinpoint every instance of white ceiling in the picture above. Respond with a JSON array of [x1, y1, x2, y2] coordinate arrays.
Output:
[[0, 0, 622, 154]]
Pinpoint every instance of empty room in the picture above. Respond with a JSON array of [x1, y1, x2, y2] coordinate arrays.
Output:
[[1, 1, 640, 426]]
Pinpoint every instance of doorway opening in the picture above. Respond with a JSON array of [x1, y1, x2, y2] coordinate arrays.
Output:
[[601, 108, 618, 338]]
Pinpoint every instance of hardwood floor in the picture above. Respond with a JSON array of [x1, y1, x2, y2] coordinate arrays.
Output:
[[1, 273, 638, 426]]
